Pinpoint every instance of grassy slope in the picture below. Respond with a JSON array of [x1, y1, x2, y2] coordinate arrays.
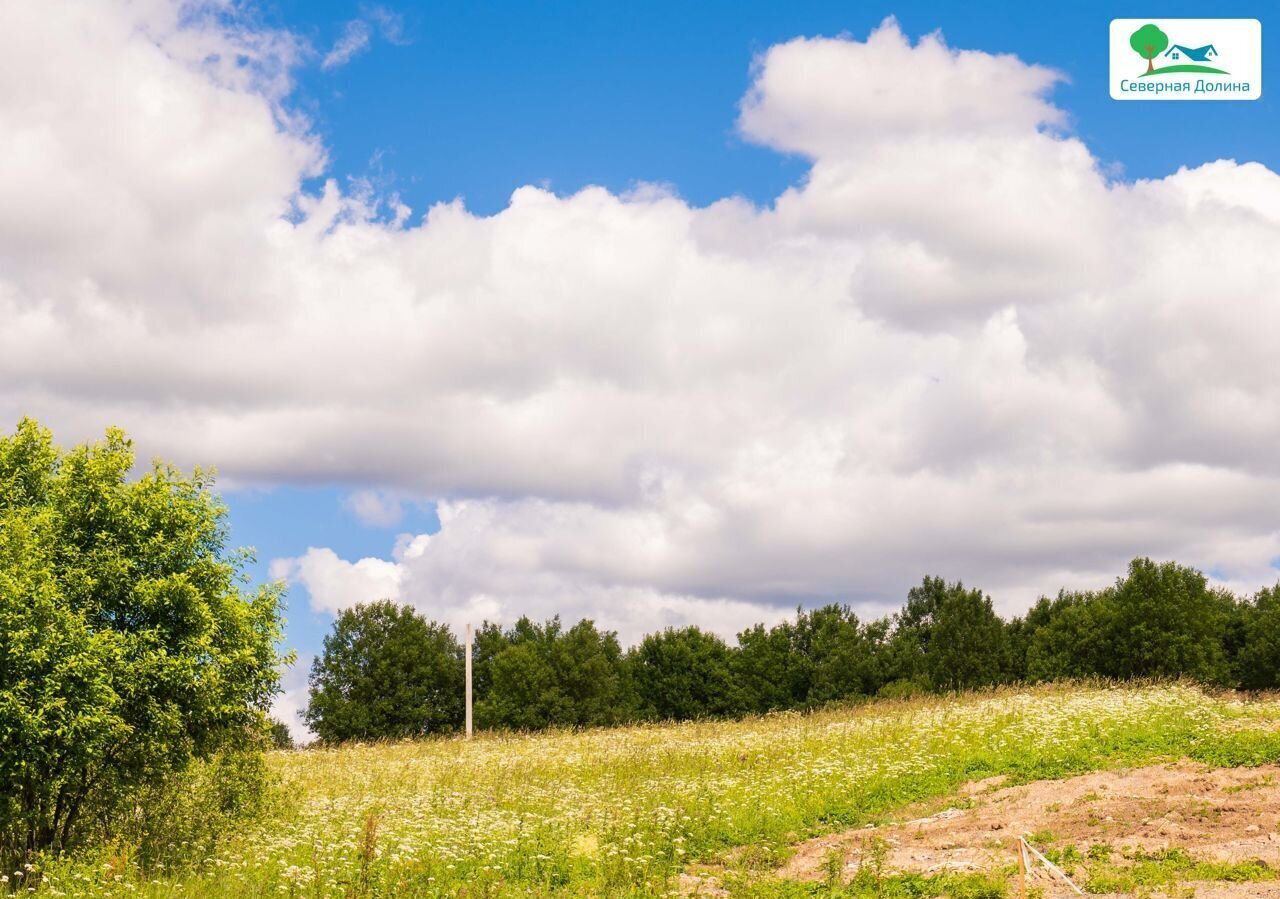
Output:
[[33, 684, 1280, 897]]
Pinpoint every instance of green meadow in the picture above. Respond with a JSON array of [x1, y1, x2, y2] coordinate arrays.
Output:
[[28, 683, 1280, 898]]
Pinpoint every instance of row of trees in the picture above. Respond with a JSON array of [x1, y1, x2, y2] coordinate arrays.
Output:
[[305, 559, 1280, 742]]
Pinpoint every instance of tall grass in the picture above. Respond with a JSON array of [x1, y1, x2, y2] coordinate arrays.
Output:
[[28, 683, 1280, 897]]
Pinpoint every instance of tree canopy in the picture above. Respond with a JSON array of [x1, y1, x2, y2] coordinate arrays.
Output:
[[305, 600, 464, 742], [890, 577, 1008, 691], [0, 419, 287, 859], [1130, 24, 1170, 72], [1238, 585, 1280, 690], [629, 626, 742, 720], [475, 617, 632, 730], [300, 561, 1280, 743]]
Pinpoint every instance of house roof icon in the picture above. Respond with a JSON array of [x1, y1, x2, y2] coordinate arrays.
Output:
[[1164, 44, 1218, 62]]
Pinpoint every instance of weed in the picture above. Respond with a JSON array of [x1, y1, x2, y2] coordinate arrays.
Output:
[[821, 848, 844, 890], [1084, 846, 1276, 893]]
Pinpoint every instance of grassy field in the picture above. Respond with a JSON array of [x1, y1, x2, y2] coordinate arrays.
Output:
[[29, 684, 1280, 897]]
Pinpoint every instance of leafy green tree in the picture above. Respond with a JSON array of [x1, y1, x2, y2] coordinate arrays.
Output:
[[733, 621, 794, 713], [1023, 591, 1117, 681], [554, 618, 635, 725], [929, 584, 1009, 691], [1236, 585, 1280, 690], [791, 605, 887, 704], [470, 619, 510, 703], [629, 626, 742, 720], [268, 719, 295, 750], [475, 617, 632, 729], [0, 419, 287, 860], [892, 576, 1009, 691], [1004, 613, 1035, 681], [1221, 593, 1249, 684], [1107, 558, 1231, 683], [733, 606, 890, 712], [1130, 24, 1170, 73], [306, 601, 464, 741]]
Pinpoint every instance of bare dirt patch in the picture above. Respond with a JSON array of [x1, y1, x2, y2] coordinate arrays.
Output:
[[778, 761, 1280, 894]]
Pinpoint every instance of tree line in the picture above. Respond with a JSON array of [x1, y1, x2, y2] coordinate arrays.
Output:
[[305, 558, 1280, 742]]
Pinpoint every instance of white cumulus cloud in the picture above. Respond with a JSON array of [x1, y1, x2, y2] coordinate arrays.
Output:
[[2, 4, 1279, 645], [271, 548, 404, 615]]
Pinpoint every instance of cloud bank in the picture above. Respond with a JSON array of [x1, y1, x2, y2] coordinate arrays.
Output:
[[4, 3, 1280, 659]]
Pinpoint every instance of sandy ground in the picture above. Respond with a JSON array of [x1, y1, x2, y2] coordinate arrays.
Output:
[[772, 761, 1280, 895]]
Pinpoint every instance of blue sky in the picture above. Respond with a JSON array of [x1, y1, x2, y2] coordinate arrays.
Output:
[[259, 0, 1277, 216], [224, 0, 1278, 663], [227, 487, 440, 660], [6, 0, 1279, 730]]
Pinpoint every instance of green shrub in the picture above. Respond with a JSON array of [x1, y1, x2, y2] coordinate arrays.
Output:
[[0, 419, 288, 867]]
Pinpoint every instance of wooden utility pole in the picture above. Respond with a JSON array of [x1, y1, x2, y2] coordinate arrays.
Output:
[[465, 622, 473, 739]]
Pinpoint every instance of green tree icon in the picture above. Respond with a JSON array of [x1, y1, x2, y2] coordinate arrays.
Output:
[[1130, 24, 1169, 74]]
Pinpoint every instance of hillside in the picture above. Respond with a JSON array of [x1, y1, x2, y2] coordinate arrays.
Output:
[[33, 684, 1280, 897]]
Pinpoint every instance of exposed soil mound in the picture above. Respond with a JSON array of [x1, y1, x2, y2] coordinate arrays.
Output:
[[779, 761, 1280, 895]]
